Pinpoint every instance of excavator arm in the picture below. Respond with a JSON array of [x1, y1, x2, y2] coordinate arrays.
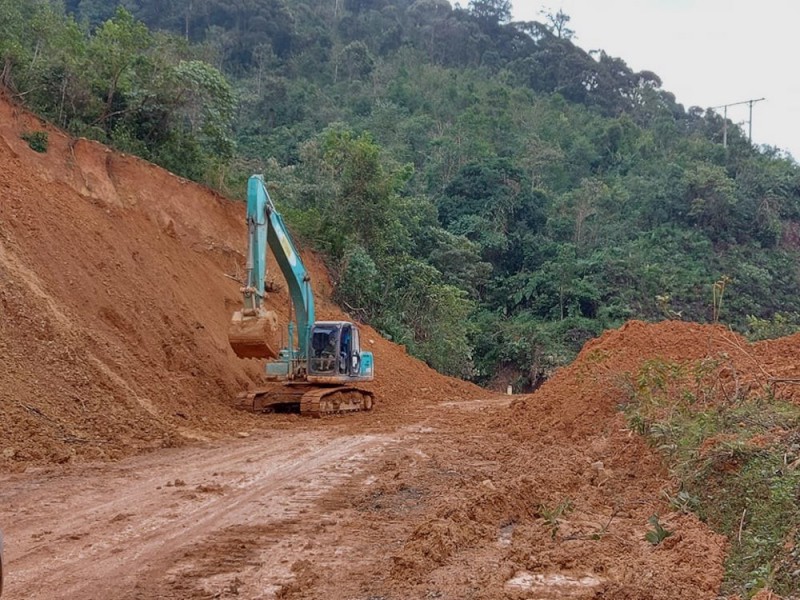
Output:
[[228, 175, 315, 360]]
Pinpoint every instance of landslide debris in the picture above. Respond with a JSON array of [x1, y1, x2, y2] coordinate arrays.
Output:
[[303, 320, 800, 599]]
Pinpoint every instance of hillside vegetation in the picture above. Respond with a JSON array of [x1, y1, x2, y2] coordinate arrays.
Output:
[[3, 0, 800, 388]]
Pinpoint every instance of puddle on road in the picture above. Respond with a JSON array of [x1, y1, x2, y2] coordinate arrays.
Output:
[[497, 523, 515, 547], [505, 571, 603, 596]]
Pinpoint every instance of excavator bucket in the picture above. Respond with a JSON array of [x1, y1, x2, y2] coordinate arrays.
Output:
[[228, 308, 280, 359]]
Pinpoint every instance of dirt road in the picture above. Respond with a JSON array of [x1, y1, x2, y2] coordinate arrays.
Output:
[[0, 394, 514, 600], [0, 422, 397, 599], [0, 387, 729, 600]]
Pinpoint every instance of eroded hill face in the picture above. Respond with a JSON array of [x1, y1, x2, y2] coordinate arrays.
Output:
[[0, 96, 483, 469], [0, 99, 263, 466]]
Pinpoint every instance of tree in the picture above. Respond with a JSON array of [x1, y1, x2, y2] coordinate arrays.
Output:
[[166, 59, 236, 184], [468, 0, 512, 24], [87, 7, 152, 130], [170, 60, 235, 143], [539, 8, 574, 39], [0, 0, 32, 89], [26, 4, 88, 127], [439, 158, 537, 246], [335, 40, 374, 82], [684, 163, 740, 241], [406, 0, 454, 62], [336, 245, 382, 320], [318, 127, 410, 257], [380, 256, 475, 377]]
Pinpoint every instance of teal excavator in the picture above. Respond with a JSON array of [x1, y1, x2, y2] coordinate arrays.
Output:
[[228, 175, 375, 416]]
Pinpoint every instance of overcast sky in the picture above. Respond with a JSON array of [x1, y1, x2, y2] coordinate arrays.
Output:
[[506, 0, 800, 160]]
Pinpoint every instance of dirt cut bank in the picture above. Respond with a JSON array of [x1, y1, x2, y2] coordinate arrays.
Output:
[[0, 95, 482, 470]]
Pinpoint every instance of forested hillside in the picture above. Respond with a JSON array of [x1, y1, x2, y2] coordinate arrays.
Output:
[[4, 0, 800, 389]]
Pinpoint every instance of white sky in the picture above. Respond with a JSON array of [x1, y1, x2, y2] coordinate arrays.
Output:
[[509, 0, 800, 160]]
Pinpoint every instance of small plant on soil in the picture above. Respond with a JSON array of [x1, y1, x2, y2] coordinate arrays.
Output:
[[621, 357, 800, 597], [538, 497, 573, 539], [21, 130, 48, 153], [645, 514, 673, 545], [664, 489, 699, 514]]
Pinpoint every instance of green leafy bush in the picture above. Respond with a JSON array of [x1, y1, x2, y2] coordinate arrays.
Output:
[[21, 131, 48, 153]]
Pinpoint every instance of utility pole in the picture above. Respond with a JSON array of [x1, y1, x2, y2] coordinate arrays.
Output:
[[711, 97, 765, 148]]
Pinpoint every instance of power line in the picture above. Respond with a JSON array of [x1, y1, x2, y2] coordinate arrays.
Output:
[[711, 97, 765, 148]]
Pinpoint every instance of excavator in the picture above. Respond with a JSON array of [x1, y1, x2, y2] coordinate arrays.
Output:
[[227, 175, 375, 417]]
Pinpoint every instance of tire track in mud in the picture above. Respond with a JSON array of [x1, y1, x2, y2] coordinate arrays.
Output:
[[0, 428, 392, 599]]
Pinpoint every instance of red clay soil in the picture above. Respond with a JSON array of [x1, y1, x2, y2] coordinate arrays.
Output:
[[3, 95, 798, 598], [273, 322, 720, 599], [0, 95, 481, 471], [282, 321, 800, 599]]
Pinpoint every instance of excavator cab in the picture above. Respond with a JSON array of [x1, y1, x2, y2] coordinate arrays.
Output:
[[308, 321, 373, 381]]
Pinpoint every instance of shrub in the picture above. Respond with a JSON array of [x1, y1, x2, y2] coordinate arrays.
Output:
[[21, 130, 48, 153]]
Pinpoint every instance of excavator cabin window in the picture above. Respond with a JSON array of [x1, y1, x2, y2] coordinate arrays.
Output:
[[309, 323, 360, 376], [310, 327, 338, 373]]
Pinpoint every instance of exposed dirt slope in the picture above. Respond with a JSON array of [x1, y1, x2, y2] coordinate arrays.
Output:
[[0, 96, 482, 470]]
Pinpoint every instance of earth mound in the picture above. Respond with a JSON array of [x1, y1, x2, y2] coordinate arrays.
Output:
[[375, 320, 800, 599]]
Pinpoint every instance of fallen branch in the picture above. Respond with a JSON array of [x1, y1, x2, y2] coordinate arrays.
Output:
[[737, 508, 747, 544]]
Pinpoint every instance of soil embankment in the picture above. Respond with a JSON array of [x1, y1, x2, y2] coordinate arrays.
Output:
[[0, 95, 481, 469]]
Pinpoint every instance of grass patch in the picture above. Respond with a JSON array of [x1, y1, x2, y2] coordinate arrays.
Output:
[[621, 357, 800, 597], [21, 130, 48, 153]]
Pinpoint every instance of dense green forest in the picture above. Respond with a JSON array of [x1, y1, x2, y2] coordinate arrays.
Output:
[[3, 0, 800, 389]]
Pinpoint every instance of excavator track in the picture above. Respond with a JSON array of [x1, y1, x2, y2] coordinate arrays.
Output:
[[238, 385, 373, 417], [299, 386, 374, 418]]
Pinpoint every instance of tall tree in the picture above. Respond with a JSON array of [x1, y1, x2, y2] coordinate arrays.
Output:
[[468, 0, 512, 24], [539, 8, 574, 39], [87, 7, 152, 129]]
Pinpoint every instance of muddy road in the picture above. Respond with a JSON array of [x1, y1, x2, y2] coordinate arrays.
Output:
[[0, 384, 729, 600], [0, 397, 511, 599], [1, 424, 396, 598]]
